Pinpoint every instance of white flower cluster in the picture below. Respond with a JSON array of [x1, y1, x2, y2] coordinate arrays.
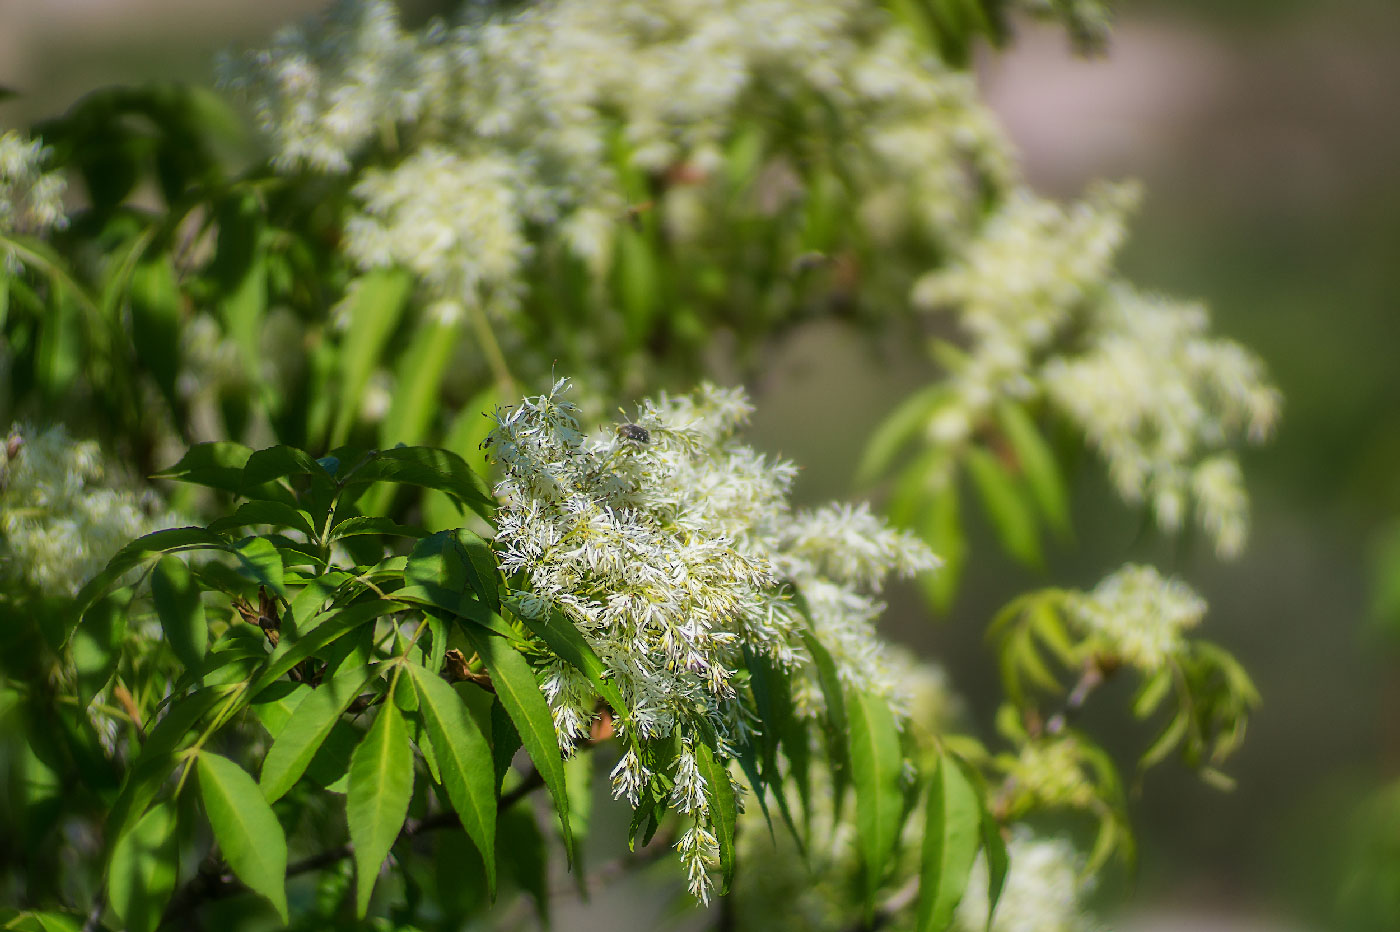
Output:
[[216, 0, 435, 173], [228, 0, 1012, 317], [1044, 287, 1279, 556], [0, 131, 68, 271], [1, 425, 175, 596], [488, 378, 935, 900], [956, 831, 1096, 932], [913, 183, 1277, 557], [913, 184, 1138, 428], [1068, 564, 1206, 671]]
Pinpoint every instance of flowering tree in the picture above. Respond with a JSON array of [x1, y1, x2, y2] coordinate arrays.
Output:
[[0, 1, 1276, 930]]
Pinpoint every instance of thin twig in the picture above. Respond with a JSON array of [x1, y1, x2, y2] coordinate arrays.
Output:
[[158, 769, 548, 926]]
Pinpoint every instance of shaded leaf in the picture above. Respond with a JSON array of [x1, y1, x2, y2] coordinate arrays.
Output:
[[208, 501, 317, 539], [75, 527, 227, 620], [231, 536, 285, 596], [108, 802, 178, 932], [152, 442, 253, 494], [966, 447, 1042, 569], [407, 664, 497, 895], [342, 447, 493, 520], [151, 556, 207, 671]]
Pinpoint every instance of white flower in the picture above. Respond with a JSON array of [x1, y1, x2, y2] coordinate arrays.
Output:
[[957, 831, 1094, 932], [1, 425, 177, 596], [1068, 564, 1206, 671], [0, 131, 68, 271], [488, 377, 937, 901]]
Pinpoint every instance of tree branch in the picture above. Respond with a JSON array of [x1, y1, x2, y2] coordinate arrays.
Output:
[[158, 769, 547, 927]]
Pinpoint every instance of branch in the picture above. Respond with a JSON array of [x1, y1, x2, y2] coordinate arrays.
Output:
[[158, 769, 547, 927]]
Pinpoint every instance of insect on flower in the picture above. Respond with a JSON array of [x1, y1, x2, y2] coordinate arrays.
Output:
[[616, 423, 651, 444]]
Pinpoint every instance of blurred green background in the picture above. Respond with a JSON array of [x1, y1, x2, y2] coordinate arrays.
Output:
[[4, 1, 1397, 928]]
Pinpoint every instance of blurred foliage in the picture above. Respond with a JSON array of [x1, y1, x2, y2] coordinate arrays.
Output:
[[0, 0, 1300, 928]]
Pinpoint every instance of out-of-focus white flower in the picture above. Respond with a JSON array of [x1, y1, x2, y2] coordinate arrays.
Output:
[[1, 425, 176, 596], [957, 831, 1094, 932], [1068, 564, 1206, 671], [1043, 286, 1278, 554], [231, 0, 1013, 323], [218, 0, 430, 172], [345, 147, 530, 312], [0, 131, 68, 271]]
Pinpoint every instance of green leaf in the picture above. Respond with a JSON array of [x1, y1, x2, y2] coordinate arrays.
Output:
[[694, 740, 737, 894], [152, 442, 253, 493], [847, 688, 906, 914], [331, 269, 414, 448], [856, 385, 949, 485], [75, 527, 228, 620], [242, 445, 331, 495], [208, 500, 318, 539], [330, 515, 425, 540], [151, 556, 207, 671], [406, 664, 497, 896], [996, 402, 1069, 534], [128, 257, 183, 407], [498, 801, 549, 925], [563, 753, 593, 895], [917, 479, 966, 611], [197, 751, 289, 922], [615, 226, 661, 342], [249, 598, 402, 697], [507, 597, 625, 725], [108, 802, 179, 932], [103, 687, 230, 861], [261, 665, 378, 802], [379, 312, 460, 449], [965, 447, 1042, 568], [454, 528, 501, 613], [221, 242, 266, 384], [1132, 668, 1174, 720], [979, 803, 1009, 932], [347, 702, 414, 917], [799, 627, 850, 818], [343, 447, 494, 520], [461, 627, 574, 865], [251, 681, 308, 738], [72, 593, 127, 703], [916, 752, 982, 932], [231, 536, 285, 596], [0, 911, 82, 932]]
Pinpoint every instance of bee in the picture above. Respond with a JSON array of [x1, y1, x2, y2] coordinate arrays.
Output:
[[616, 423, 651, 444]]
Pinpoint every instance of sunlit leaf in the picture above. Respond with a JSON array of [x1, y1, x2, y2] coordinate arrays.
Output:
[[346, 702, 414, 917], [461, 627, 574, 865], [261, 665, 377, 802], [197, 751, 289, 922], [847, 689, 905, 914], [916, 752, 981, 932]]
